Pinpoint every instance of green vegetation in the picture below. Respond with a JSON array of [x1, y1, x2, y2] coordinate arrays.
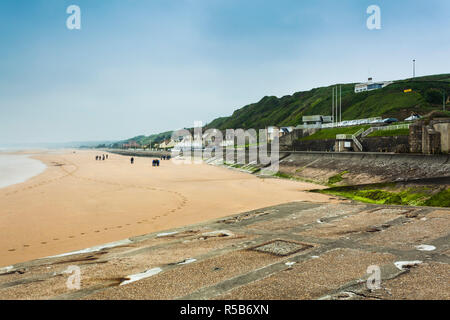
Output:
[[203, 74, 449, 131], [112, 131, 173, 148], [423, 189, 450, 207], [328, 171, 349, 186], [299, 125, 370, 141], [367, 128, 410, 137], [273, 171, 324, 185], [223, 163, 261, 174], [425, 88, 445, 104], [423, 110, 450, 120], [119, 73, 449, 147], [224, 162, 244, 169], [274, 172, 293, 179], [315, 185, 450, 208]]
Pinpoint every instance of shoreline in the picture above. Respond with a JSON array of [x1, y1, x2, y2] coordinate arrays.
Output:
[[0, 153, 47, 189], [0, 149, 337, 267]]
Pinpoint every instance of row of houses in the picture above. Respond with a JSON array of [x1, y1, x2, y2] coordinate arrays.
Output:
[[152, 127, 295, 151]]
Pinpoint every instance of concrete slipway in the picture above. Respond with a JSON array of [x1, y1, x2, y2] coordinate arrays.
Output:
[[0, 200, 448, 300]]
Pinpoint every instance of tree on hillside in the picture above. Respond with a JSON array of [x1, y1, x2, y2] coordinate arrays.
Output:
[[425, 88, 444, 105]]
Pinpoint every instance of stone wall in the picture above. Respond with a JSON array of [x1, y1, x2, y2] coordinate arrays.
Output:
[[108, 149, 170, 158], [361, 136, 409, 153], [422, 125, 441, 155], [432, 121, 450, 153], [280, 129, 303, 151], [409, 119, 450, 154], [291, 136, 409, 153], [409, 121, 423, 153], [292, 139, 336, 152]]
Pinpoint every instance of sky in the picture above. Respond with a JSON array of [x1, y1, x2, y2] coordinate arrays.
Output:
[[0, 0, 449, 145]]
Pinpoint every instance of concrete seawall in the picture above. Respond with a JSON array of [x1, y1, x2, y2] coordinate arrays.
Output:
[[284, 151, 450, 165], [106, 149, 171, 158], [105, 148, 449, 184], [279, 151, 450, 185]]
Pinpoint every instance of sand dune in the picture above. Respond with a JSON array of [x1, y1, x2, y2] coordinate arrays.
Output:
[[0, 150, 335, 267]]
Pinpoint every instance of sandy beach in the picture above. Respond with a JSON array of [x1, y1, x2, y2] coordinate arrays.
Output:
[[0, 150, 336, 267]]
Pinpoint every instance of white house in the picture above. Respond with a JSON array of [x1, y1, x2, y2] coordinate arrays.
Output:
[[355, 78, 392, 93], [302, 115, 333, 125]]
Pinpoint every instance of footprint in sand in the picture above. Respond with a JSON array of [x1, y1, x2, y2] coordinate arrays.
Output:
[[41, 242, 47, 245], [95, 230, 100, 233], [8, 249, 16, 252], [23, 245, 30, 248], [53, 238, 59, 241], [80, 233, 85, 235], [69, 236, 75, 239]]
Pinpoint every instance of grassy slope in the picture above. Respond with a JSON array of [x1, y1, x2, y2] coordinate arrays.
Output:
[[206, 74, 450, 130], [367, 128, 410, 137], [119, 74, 449, 145]]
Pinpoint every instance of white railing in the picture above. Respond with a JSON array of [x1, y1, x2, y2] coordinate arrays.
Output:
[[336, 134, 353, 140], [296, 117, 383, 130], [352, 136, 363, 151], [376, 123, 410, 131], [362, 123, 410, 137], [336, 128, 364, 151], [354, 128, 365, 137], [361, 127, 376, 137]]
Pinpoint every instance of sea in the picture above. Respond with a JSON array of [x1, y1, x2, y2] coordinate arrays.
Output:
[[0, 153, 47, 189]]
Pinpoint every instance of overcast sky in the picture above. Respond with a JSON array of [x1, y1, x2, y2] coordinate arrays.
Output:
[[1, 0, 449, 144]]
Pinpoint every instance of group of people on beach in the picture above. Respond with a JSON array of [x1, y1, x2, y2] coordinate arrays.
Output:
[[95, 154, 108, 161], [129, 156, 170, 167]]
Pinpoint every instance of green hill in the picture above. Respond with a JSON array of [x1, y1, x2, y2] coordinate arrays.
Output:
[[116, 73, 449, 147], [109, 131, 173, 148], [206, 73, 450, 130]]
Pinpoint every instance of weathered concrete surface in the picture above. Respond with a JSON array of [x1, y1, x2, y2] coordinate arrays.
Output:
[[279, 152, 450, 185], [0, 201, 448, 300], [434, 122, 450, 153]]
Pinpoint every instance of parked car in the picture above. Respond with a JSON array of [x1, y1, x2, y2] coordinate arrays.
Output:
[[382, 118, 399, 124]]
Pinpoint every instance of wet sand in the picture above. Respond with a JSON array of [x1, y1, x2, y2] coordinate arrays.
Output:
[[0, 154, 47, 189], [0, 150, 335, 267]]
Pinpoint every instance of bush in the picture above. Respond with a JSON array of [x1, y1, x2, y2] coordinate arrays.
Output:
[[425, 88, 444, 104]]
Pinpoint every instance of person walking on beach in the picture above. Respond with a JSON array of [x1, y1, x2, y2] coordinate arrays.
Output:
[[131, 157, 134, 164], [102, 155, 105, 161]]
